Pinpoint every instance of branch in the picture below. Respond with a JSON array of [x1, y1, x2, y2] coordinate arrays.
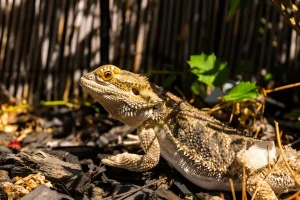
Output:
[[270, 0, 300, 35]]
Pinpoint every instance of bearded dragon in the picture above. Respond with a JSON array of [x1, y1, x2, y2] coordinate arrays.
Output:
[[79, 65, 300, 200]]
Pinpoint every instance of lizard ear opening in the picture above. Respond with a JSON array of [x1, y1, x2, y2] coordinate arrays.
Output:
[[132, 88, 140, 95]]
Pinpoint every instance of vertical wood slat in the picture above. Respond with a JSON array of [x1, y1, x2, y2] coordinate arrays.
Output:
[[0, 1, 3, 56], [140, 0, 152, 73], [42, 0, 56, 101], [163, 0, 173, 65], [188, 0, 200, 56], [9, 0, 24, 100], [228, 11, 239, 74], [133, 0, 147, 73], [90, 0, 101, 68], [169, 0, 180, 66], [109, 0, 122, 64], [232, 2, 250, 77], [54, 0, 66, 101], [71, 0, 85, 98], [63, 0, 76, 100], [58, 0, 69, 101], [256, 3, 271, 80], [14, 0, 27, 102], [145, 0, 159, 73], [217, 1, 228, 60], [181, 0, 192, 82], [27, 0, 43, 103], [118, 0, 127, 69], [3, 0, 16, 89], [265, 8, 279, 72], [100, 0, 110, 65], [125, 0, 139, 71], [209, 0, 218, 53], [18, 0, 35, 102], [0, 0, 13, 74], [154, 0, 169, 81]]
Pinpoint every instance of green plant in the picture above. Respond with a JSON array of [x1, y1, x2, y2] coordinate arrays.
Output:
[[223, 82, 259, 102], [187, 53, 259, 102]]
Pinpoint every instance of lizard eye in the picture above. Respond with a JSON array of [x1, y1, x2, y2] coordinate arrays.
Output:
[[132, 88, 140, 95], [102, 71, 113, 81], [96, 65, 121, 81]]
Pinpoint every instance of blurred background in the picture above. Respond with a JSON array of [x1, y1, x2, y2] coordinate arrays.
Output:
[[0, 0, 299, 109]]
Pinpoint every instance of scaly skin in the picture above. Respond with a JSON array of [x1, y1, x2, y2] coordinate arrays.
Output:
[[80, 65, 300, 200]]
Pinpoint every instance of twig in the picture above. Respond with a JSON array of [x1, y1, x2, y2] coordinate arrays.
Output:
[[250, 140, 282, 200], [229, 178, 236, 200], [123, 140, 141, 146], [220, 193, 225, 200], [287, 137, 300, 147], [253, 126, 261, 139], [127, 134, 139, 140], [265, 82, 300, 94], [242, 165, 247, 200], [123, 134, 140, 146], [274, 121, 300, 186], [250, 157, 280, 200], [102, 178, 166, 200], [270, 0, 300, 35]]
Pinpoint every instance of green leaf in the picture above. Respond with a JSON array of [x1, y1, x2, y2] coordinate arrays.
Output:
[[187, 53, 229, 87], [188, 54, 214, 73], [228, 0, 240, 17], [191, 81, 201, 96], [190, 81, 207, 98], [223, 82, 259, 102], [263, 73, 273, 81]]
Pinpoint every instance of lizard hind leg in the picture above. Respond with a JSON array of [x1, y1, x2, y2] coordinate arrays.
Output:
[[101, 126, 160, 172], [247, 174, 278, 200]]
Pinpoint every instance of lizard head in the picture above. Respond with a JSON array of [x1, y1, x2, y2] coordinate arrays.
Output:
[[80, 65, 163, 126]]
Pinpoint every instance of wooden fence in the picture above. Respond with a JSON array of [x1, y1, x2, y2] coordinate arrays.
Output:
[[0, 0, 299, 104]]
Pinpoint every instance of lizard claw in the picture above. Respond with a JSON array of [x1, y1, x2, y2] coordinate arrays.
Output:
[[101, 152, 129, 166], [101, 152, 157, 172], [101, 157, 115, 166], [101, 152, 142, 169]]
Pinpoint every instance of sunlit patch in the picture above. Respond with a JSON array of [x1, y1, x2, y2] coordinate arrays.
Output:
[[184, 167, 189, 173], [237, 141, 276, 171]]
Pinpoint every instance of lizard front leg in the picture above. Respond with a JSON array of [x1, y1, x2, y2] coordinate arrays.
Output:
[[101, 126, 160, 172]]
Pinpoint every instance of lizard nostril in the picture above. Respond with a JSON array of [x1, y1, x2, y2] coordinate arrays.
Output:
[[132, 88, 140, 95], [85, 73, 95, 80]]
